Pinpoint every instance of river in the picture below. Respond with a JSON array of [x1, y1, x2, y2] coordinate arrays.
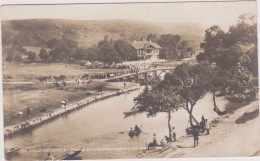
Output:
[[4, 86, 228, 160]]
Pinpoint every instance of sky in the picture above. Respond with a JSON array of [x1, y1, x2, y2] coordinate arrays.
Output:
[[0, 1, 257, 31]]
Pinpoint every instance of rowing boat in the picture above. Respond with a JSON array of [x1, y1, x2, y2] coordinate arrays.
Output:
[[55, 149, 81, 160]]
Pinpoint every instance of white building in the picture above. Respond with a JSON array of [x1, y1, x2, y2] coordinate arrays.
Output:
[[131, 40, 161, 60]]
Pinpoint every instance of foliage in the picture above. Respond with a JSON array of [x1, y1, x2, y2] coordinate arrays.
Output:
[[96, 36, 122, 65], [133, 85, 181, 139], [14, 54, 22, 63], [157, 34, 194, 60], [27, 51, 36, 62], [39, 48, 49, 61], [113, 39, 137, 61], [197, 13, 257, 76], [6, 54, 13, 62], [146, 34, 157, 42], [46, 38, 78, 62]]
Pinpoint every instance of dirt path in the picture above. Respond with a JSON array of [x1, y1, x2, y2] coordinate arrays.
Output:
[[137, 100, 260, 158]]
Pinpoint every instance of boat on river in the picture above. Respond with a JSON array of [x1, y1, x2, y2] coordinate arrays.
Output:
[[5, 147, 21, 157], [123, 110, 141, 117], [55, 149, 81, 160]]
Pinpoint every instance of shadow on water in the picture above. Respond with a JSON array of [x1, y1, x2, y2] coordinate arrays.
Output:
[[235, 109, 259, 124]]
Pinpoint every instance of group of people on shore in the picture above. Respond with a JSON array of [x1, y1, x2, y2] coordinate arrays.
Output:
[[200, 115, 210, 135], [149, 127, 177, 149], [147, 116, 211, 149]]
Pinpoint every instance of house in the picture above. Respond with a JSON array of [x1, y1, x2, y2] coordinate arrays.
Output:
[[131, 40, 161, 60]]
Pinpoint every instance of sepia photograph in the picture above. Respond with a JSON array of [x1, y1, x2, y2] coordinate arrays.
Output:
[[1, 0, 259, 160]]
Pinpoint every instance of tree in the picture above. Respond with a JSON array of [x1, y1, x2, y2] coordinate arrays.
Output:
[[50, 49, 66, 62], [47, 38, 61, 51], [157, 34, 193, 60], [146, 34, 157, 42], [97, 46, 122, 65], [221, 65, 256, 103], [14, 54, 22, 63], [73, 47, 87, 60], [133, 85, 182, 140], [198, 14, 257, 74], [113, 39, 137, 61], [6, 54, 14, 62], [157, 34, 180, 60], [46, 38, 78, 61], [85, 47, 98, 62], [39, 49, 49, 61], [97, 36, 122, 65], [61, 39, 78, 58], [27, 51, 36, 62], [162, 63, 209, 127]]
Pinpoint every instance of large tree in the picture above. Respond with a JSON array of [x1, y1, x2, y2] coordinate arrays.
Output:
[[161, 63, 209, 127], [46, 38, 78, 61], [197, 14, 257, 75], [157, 34, 194, 60], [113, 39, 137, 61], [97, 36, 122, 65], [133, 85, 182, 140]]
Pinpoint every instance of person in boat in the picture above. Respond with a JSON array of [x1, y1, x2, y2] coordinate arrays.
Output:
[[128, 127, 134, 137], [134, 125, 141, 133], [47, 152, 54, 160]]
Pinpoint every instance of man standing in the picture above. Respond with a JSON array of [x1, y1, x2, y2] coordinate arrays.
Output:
[[153, 134, 157, 145], [172, 127, 177, 142], [47, 152, 54, 160], [27, 106, 31, 118], [205, 119, 210, 135], [193, 129, 199, 147]]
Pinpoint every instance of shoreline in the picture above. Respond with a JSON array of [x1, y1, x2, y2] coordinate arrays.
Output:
[[4, 84, 141, 136], [136, 100, 260, 158]]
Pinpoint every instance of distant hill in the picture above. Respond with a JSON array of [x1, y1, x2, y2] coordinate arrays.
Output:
[[1, 19, 205, 54]]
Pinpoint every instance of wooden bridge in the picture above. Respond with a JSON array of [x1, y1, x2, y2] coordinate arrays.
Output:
[[106, 67, 176, 82]]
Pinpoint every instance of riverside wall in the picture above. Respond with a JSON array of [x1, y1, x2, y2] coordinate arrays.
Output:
[[4, 84, 140, 136]]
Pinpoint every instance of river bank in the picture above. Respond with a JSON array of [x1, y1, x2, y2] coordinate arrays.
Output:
[[4, 82, 140, 136], [4, 85, 259, 160], [137, 100, 260, 158]]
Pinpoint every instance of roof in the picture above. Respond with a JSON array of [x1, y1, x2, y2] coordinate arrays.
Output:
[[131, 40, 161, 50]]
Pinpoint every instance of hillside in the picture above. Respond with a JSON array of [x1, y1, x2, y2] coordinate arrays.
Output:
[[1, 19, 205, 54]]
